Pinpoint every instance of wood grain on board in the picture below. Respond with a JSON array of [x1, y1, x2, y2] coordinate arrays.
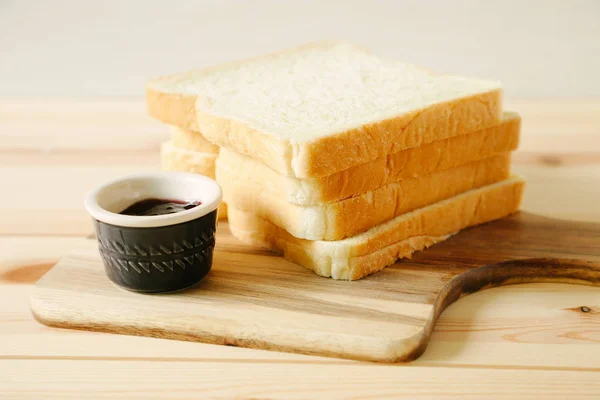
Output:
[[31, 212, 600, 362], [2, 237, 600, 370]]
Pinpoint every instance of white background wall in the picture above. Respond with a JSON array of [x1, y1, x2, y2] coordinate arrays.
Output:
[[1, 0, 599, 99]]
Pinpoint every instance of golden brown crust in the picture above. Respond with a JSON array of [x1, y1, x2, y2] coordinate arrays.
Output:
[[315, 111, 518, 201], [296, 90, 503, 178], [150, 89, 502, 177], [347, 235, 446, 280], [217, 112, 520, 205], [352, 176, 524, 257], [196, 109, 294, 175], [193, 89, 502, 178], [145, 41, 503, 178], [220, 154, 512, 240], [227, 176, 525, 280]]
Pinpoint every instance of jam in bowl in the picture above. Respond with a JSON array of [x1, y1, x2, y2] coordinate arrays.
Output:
[[119, 198, 202, 216], [84, 172, 222, 293]]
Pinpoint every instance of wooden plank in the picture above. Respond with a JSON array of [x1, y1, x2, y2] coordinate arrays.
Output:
[[515, 164, 600, 223], [0, 164, 149, 235], [3, 283, 600, 369], [0, 151, 158, 166], [505, 100, 600, 136], [0, 287, 341, 363], [2, 237, 600, 368], [30, 212, 600, 362], [2, 359, 600, 399], [0, 100, 168, 151]]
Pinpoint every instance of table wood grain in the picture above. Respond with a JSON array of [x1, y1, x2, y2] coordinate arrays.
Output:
[[1, 100, 600, 399]]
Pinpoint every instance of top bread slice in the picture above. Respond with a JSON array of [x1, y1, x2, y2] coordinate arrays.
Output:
[[147, 41, 502, 178]]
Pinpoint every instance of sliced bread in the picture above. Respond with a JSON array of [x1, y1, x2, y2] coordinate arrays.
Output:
[[227, 175, 525, 280], [218, 112, 520, 205], [170, 126, 220, 153], [219, 153, 511, 240], [160, 141, 227, 219], [147, 41, 502, 178], [160, 140, 217, 177]]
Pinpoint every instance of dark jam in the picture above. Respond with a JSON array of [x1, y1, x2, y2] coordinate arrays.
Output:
[[119, 198, 201, 216]]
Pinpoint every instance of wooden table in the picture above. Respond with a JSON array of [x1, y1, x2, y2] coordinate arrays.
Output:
[[2, 100, 600, 399]]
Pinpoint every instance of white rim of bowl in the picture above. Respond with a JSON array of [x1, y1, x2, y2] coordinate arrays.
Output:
[[84, 171, 222, 228]]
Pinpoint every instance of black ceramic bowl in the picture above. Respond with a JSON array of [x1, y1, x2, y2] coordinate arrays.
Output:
[[84, 172, 222, 293]]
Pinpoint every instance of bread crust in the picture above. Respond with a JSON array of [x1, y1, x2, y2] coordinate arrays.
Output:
[[227, 176, 525, 280], [217, 113, 520, 204], [220, 154, 512, 240], [147, 89, 502, 178], [146, 41, 503, 178]]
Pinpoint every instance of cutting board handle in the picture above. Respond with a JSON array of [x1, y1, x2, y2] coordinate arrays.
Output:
[[410, 258, 600, 360]]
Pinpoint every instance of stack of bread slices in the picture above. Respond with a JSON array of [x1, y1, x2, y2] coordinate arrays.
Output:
[[147, 41, 525, 280]]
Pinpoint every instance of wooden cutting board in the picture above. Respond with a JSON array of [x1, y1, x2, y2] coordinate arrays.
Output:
[[31, 212, 600, 362]]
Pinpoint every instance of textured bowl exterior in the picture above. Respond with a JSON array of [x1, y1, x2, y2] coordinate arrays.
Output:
[[93, 209, 218, 293]]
